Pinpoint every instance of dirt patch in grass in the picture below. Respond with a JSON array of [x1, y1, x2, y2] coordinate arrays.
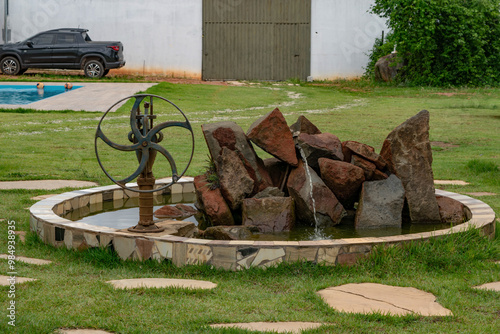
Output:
[[433, 92, 469, 97], [431, 141, 460, 149]]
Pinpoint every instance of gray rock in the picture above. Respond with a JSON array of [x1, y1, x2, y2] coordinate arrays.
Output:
[[253, 187, 285, 199], [374, 53, 404, 82], [380, 110, 441, 223], [217, 147, 254, 210], [242, 197, 295, 233], [355, 174, 405, 229], [296, 132, 344, 170], [202, 121, 272, 194], [287, 160, 345, 227]]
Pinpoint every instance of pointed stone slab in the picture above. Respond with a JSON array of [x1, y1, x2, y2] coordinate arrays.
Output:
[[247, 108, 299, 166], [0, 275, 37, 286], [106, 278, 217, 290], [317, 283, 452, 316], [0, 254, 52, 265], [211, 322, 324, 333], [380, 110, 441, 223], [473, 282, 500, 292]]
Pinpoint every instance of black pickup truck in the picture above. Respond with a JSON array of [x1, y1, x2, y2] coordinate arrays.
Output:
[[0, 28, 125, 78]]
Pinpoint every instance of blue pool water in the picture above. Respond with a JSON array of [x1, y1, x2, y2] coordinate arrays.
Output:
[[0, 85, 82, 105]]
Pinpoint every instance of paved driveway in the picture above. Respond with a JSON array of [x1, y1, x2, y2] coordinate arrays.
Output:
[[0, 82, 157, 112]]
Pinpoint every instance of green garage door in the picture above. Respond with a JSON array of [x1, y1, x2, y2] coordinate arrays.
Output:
[[202, 0, 311, 81]]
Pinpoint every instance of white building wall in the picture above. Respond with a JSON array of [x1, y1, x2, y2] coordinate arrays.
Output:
[[5, 0, 386, 80], [311, 0, 387, 80], [8, 0, 203, 78]]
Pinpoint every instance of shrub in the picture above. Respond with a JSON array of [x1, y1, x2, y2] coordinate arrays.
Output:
[[369, 0, 500, 86]]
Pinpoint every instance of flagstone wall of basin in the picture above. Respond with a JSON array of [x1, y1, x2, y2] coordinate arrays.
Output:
[[29, 177, 496, 270]]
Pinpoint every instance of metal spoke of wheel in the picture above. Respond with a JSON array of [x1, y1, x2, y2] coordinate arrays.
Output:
[[94, 94, 194, 193]]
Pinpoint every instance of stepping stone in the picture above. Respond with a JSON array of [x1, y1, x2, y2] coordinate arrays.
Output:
[[317, 283, 452, 316], [473, 282, 500, 292], [210, 322, 324, 333], [0, 254, 52, 265], [465, 192, 496, 197], [0, 275, 36, 286], [106, 278, 217, 290], [434, 180, 469, 186], [31, 194, 58, 201], [58, 330, 113, 334], [0, 180, 98, 190]]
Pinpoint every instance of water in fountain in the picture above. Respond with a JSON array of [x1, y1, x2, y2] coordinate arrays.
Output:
[[296, 145, 327, 240]]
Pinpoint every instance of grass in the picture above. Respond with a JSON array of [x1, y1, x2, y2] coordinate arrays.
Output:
[[0, 77, 499, 333]]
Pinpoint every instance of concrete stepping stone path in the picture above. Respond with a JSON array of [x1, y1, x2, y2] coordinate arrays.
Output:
[[465, 192, 496, 197], [0, 275, 36, 285], [434, 180, 469, 186], [473, 282, 500, 292], [317, 283, 452, 316], [31, 194, 58, 201], [211, 322, 324, 333], [106, 278, 217, 290], [0, 180, 98, 190], [0, 254, 52, 265]]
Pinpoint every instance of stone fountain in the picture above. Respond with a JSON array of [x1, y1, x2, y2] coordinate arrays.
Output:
[[28, 99, 496, 270]]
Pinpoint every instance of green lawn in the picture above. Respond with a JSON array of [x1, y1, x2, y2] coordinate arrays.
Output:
[[0, 79, 499, 333]]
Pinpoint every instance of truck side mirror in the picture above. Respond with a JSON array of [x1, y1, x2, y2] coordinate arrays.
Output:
[[26, 41, 34, 48]]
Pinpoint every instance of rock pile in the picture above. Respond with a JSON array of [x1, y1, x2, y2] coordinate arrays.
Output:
[[158, 109, 465, 240]]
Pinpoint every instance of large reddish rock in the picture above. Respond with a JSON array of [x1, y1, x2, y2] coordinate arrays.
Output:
[[197, 226, 253, 240], [355, 175, 405, 229], [436, 196, 466, 224], [380, 110, 441, 223], [296, 133, 344, 170], [318, 158, 365, 208], [343, 141, 386, 170], [287, 160, 345, 227], [194, 174, 234, 226], [247, 108, 298, 166], [351, 155, 376, 180], [154, 205, 184, 218], [290, 115, 322, 135], [217, 147, 254, 210], [242, 197, 295, 233], [202, 121, 272, 194]]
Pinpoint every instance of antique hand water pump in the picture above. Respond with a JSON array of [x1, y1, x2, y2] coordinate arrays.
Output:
[[95, 94, 194, 232]]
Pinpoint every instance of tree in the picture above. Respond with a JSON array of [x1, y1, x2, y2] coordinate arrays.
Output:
[[369, 0, 500, 86]]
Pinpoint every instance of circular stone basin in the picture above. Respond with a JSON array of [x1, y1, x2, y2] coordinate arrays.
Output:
[[29, 177, 496, 270]]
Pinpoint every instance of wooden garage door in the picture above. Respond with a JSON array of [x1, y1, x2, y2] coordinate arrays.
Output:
[[202, 0, 311, 81]]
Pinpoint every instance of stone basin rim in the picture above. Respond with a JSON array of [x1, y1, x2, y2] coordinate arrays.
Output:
[[29, 177, 496, 269]]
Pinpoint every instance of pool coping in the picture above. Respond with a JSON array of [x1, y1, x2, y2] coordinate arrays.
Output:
[[0, 82, 157, 112], [29, 178, 496, 270]]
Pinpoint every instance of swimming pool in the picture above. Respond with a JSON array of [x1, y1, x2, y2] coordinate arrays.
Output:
[[0, 85, 82, 105]]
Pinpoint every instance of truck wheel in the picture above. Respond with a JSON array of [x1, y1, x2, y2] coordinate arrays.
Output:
[[84, 60, 104, 78], [1, 57, 21, 75]]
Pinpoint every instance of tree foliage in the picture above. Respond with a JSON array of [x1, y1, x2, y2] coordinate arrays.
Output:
[[369, 0, 500, 86]]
